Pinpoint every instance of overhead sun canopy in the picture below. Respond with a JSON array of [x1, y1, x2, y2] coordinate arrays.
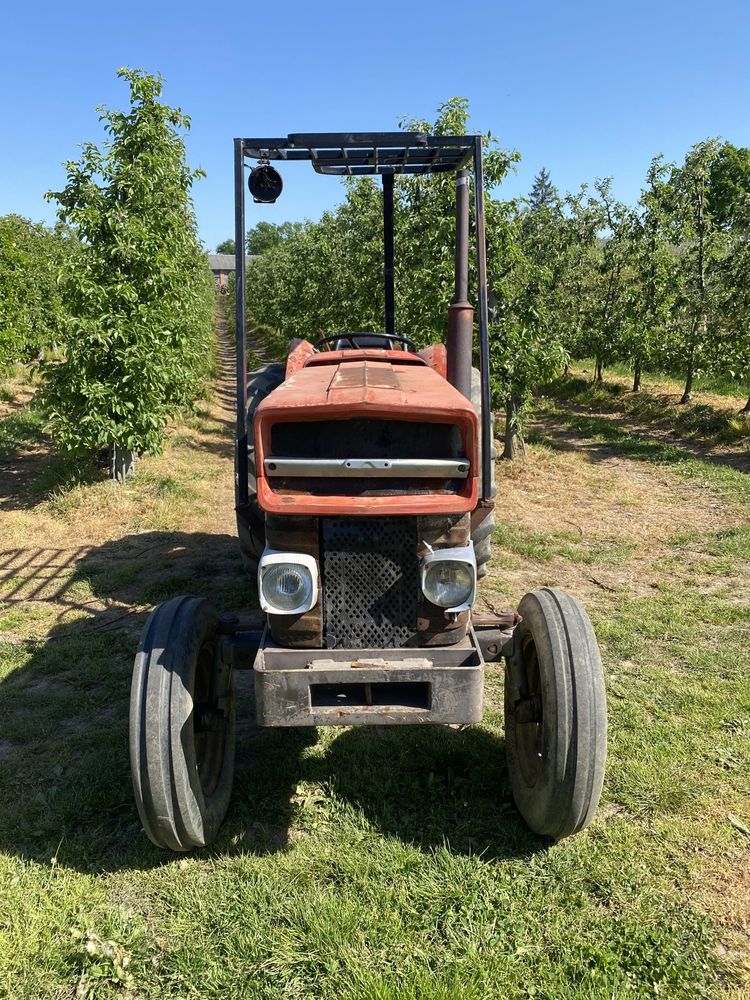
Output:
[[240, 132, 476, 176]]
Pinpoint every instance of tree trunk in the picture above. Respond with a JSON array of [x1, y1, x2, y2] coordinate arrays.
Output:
[[681, 177, 707, 406], [680, 365, 694, 405], [595, 356, 604, 383], [740, 395, 750, 414], [502, 394, 520, 460], [680, 365, 693, 404], [111, 444, 136, 483], [680, 320, 698, 404], [632, 357, 642, 393]]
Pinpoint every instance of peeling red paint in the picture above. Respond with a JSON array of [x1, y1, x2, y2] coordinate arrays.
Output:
[[285, 339, 316, 378], [254, 358, 478, 516], [418, 343, 448, 380]]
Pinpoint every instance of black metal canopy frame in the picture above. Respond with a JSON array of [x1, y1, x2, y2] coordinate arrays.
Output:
[[233, 132, 492, 506]]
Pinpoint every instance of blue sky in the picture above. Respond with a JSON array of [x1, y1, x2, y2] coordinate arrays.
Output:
[[1, 0, 748, 251]]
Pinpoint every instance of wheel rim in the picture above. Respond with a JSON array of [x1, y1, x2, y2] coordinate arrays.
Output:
[[192, 640, 228, 798], [515, 633, 544, 787]]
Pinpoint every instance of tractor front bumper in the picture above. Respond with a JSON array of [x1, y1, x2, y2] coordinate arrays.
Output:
[[252, 630, 486, 727]]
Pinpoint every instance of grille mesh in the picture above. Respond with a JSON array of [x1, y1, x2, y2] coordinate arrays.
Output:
[[322, 518, 417, 649]]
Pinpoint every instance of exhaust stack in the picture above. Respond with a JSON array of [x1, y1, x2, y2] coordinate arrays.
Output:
[[446, 170, 474, 401], [383, 173, 395, 338]]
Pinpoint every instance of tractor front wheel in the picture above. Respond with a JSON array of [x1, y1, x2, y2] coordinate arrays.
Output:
[[129, 596, 235, 851], [504, 587, 607, 840]]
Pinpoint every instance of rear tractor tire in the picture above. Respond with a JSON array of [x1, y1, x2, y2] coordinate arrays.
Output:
[[129, 596, 235, 851], [237, 362, 286, 577], [504, 588, 607, 840]]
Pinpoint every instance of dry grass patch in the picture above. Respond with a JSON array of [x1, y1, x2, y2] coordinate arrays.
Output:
[[480, 437, 745, 612], [697, 857, 750, 987]]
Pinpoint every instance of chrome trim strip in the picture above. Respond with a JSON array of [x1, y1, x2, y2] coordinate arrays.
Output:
[[264, 457, 469, 478]]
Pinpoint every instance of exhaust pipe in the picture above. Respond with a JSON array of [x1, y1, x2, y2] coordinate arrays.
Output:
[[383, 173, 395, 338], [446, 170, 474, 401]]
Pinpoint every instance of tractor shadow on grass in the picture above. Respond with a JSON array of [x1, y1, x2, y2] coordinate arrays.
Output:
[[215, 689, 546, 862], [217, 707, 546, 864], [318, 724, 543, 860], [0, 529, 546, 874], [0, 530, 252, 874]]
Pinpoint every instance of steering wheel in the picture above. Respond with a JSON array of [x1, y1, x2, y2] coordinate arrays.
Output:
[[315, 333, 417, 352]]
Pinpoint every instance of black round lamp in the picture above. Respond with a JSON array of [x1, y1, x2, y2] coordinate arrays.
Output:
[[248, 164, 283, 204]]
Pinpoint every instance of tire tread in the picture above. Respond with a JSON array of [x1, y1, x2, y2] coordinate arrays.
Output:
[[505, 587, 607, 840], [129, 596, 234, 851]]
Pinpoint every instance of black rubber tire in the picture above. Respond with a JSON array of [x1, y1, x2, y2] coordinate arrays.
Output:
[[472, 515, 495, 582], [129, 596, 235, 851], [471, 368, 496, 579], [238, 362, 286, 577], [505, 587, 607, 840]]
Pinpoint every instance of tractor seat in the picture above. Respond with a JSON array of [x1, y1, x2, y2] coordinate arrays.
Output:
[[332, 332, 402, 351]]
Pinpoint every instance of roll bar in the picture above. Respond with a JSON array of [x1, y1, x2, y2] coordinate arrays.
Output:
[[233, 132, 492, 506]]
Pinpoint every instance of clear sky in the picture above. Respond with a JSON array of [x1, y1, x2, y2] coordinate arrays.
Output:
[[1, 0, 748, 251]]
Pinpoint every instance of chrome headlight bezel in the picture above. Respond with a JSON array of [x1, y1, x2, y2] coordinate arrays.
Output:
[[258, 548, 318, 615], [420, 543, 477, 613]]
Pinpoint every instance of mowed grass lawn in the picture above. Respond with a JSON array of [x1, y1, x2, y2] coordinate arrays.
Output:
[[0, 350, 748, 999]]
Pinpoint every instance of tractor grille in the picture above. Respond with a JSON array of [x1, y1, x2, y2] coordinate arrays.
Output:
[[322, 518, 417, 649]]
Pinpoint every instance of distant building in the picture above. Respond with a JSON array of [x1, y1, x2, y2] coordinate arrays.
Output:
[[207, 254, 255, 293]]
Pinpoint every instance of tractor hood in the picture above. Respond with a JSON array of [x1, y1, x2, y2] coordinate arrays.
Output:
[[253, 357, 479, 516]]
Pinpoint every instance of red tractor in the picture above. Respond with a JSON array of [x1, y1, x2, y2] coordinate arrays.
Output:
[[129, 132, 607, 851]]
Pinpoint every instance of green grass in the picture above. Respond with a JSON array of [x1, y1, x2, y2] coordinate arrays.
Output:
[[1, 513, 748, 997], [693, 370, 750, 399], [0, 393, 103, 500], [544, 374, 750, 445], [493, 522, 636, 567], [0, 404, 45, 461], [1, 371, 748, 997], [572, 358, 750, 402]]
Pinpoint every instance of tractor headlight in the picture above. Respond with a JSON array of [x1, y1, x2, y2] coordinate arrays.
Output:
[[420, 544, 476, 612], [258, 549, 318, 615]]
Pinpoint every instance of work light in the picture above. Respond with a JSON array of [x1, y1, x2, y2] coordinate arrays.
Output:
[[258, 550, 318, 614], [248, 164, 283, 204], [420, 544, 477, 612]]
